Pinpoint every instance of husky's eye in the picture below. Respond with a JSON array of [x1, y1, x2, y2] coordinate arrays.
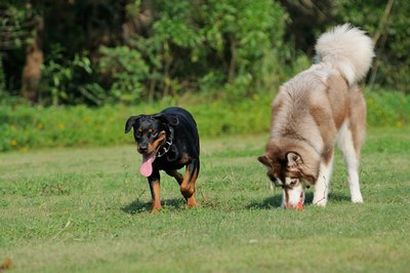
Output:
[[289, 178, 298, 186], [272, 177, 283, 186]]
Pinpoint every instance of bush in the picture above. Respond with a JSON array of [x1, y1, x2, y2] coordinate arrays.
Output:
[[32, 0, 288, 105], [1, 1, 409, 106], [98, 46, 149, 104], [366, 89, 410, 127], [0, 90, 408, 152], [40, 46, 97, 105]]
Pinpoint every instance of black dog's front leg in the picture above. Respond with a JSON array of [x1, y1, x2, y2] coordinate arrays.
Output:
[[165, 170, 183, 185], [148, 169, 161, 213]]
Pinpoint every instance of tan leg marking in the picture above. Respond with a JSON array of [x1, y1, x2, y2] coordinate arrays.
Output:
[[149, 180, 161, 213], [180, 163, 199, 208]]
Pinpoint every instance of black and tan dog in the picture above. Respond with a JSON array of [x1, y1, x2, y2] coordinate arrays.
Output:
[[125, 107, 200, 212]]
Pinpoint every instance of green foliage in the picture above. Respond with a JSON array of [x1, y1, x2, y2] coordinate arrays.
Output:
[[115, 0, 288, 100], [40, 45, 97, 105], [0, 2, 30, 49], [366, 90, 410, 127], [191, 0, 287, 95], [18, 0, 287, 105], [1, 1, 409, 104], [335, 0, 410, 92], [98, 46, 149, 104], [0, 90, 409, 152], [0, 96, 270, 152]]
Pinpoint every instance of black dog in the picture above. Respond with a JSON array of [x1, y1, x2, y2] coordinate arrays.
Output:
[[125, 107, 200, 212]]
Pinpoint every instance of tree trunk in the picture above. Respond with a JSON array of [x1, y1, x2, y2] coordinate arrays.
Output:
[[21, 16, 43, 104], [228, 35, 237, 83]]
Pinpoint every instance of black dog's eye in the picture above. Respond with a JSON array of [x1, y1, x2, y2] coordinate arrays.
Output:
[[135, 128, 143, 138], [146, 128, 158, 138]]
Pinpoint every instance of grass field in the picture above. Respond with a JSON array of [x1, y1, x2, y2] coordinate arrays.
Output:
[[1, 128, 409, 273]]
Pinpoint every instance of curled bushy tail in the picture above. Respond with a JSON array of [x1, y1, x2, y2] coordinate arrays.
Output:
[[315, 24, 375, 85]]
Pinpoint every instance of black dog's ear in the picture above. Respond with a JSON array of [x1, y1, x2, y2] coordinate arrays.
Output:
[[125, 115, 142, 134], [152, 113, 179, 126]]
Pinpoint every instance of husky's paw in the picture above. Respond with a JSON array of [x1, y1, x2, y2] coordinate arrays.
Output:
[[313, 198, 327, 207], [351, 195, 364, 203]]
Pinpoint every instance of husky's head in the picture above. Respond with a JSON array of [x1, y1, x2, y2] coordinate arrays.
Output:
[[258, 139, 320, 209]]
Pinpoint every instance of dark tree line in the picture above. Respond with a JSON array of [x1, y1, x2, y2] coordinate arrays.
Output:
[[0, 0, 407, 106]]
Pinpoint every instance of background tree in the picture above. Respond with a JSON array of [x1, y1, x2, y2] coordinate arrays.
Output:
[[0, 0, 408, 106]]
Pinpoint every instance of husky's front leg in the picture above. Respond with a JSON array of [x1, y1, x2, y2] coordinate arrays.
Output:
[[313, 153, 334, 206]]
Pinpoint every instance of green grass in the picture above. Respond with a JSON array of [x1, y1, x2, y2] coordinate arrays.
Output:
[[0, 128, 409, 273]]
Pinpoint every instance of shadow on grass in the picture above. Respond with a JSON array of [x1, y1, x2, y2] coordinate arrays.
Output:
[[121, 198, 185, 214], [328, 192, 351, 202], [246, 191, 350, 209]]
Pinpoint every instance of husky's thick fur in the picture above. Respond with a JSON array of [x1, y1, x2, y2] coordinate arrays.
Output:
[[258, 24, 374, 208]]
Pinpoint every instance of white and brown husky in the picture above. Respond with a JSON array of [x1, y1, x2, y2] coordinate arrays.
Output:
[[258, 24, 374, 209]]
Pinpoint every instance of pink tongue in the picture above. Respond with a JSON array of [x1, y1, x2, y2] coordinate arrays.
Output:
[[140, 155, 155, 177]]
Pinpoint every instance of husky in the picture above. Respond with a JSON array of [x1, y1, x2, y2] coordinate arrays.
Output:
[[258, 24, 374, 209]]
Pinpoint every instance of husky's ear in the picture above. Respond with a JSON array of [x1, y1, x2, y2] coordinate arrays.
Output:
[[286, 152, 303, 169], [125, 115, 142, 134], [153, 113, 179, 126], [258, 155, 271, 168]]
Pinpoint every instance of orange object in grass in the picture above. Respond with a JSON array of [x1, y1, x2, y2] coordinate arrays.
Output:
[[0, 257, 12, 271], [295, 201, 304, 211]]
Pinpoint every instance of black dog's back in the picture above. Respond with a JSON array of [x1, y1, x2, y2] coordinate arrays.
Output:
[[161, 107, 200, 156], [161, 107, 197, 127]]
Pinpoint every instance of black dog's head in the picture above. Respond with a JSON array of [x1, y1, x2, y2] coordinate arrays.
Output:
[[125, 113, 179, 156]]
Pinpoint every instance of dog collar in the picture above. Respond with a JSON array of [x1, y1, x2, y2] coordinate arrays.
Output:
[[156, 127, 174, 158]]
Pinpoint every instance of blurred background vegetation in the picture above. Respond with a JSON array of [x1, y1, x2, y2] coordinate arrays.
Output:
[[0, 0, 409, 151]]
